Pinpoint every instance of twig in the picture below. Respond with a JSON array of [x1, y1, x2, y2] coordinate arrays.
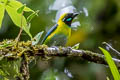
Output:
[[102, 42, 120, 56], [15, 12, 24, 41], [16, 29, 23, 41], [20, 54, 29, 80]]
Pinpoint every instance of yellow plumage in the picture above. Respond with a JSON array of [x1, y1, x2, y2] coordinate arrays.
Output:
[[42, 13, 78, 46]]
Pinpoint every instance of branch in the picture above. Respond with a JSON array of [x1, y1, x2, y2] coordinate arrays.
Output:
[[102, 42, 120, 56], [36, 47, 120, 67], [20, 54, 29, 80], [0, 40, 120, 67]]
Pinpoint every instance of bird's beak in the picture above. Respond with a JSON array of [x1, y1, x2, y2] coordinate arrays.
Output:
[[72, 13, 79, 18]]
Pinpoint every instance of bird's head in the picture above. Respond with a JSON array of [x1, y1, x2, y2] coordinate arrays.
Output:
[[58, 13, 79, 26]]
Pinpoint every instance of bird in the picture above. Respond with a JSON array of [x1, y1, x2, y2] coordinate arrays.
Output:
[[42, 12, 79, 47]]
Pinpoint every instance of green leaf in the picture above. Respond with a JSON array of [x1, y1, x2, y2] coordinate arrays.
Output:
[[6, 6, 22, 25], [0, 0, 5, 3], [27, 10, 39, 23], [106, 77, 110, 80], [0, 59, 21, 80], [99, 47, 120, 80], [32, 31, 44, 45], [41, 68, 56, 80], [4, 77, 9, 80], [0, 4, 5, 28], [6, 5, 32, 38], [17, 4, 26, 14], [8, 0, 34, 12], [0, 69, 6, 76], [0, 55, 4, 60], [72, 43, 80, 49], [23, 25, 32, 39], [4, 0, 8, 5]]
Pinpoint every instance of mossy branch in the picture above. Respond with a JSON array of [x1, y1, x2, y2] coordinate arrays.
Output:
[[0, 40, 120, 80], [0, 40, 120, 66]]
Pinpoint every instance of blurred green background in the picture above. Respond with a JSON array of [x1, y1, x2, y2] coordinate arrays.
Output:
[[1, 0, 120, 80]]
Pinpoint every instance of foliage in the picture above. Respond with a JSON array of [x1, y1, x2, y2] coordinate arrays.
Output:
[[40, 68, 56, 80], [99, 47, 120, 80], [32, 31, 44, 45], [0, 0, 38, 39], [0, 0, 41, 79], [72, 43, 80, 49], [0, 58, 21, 80]]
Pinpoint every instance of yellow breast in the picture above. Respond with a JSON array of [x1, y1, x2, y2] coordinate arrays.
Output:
[[47, 21, 71, 41]]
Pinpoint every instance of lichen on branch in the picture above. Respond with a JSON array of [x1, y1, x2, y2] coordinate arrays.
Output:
[[0, 40, 120, 66], [0, 40, 120, 80]]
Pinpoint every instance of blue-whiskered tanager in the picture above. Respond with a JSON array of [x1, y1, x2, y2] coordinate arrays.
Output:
[[42, 13, 78, 46]]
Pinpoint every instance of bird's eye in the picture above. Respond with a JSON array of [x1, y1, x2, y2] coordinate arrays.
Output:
[[66, 18, 72, 21]]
